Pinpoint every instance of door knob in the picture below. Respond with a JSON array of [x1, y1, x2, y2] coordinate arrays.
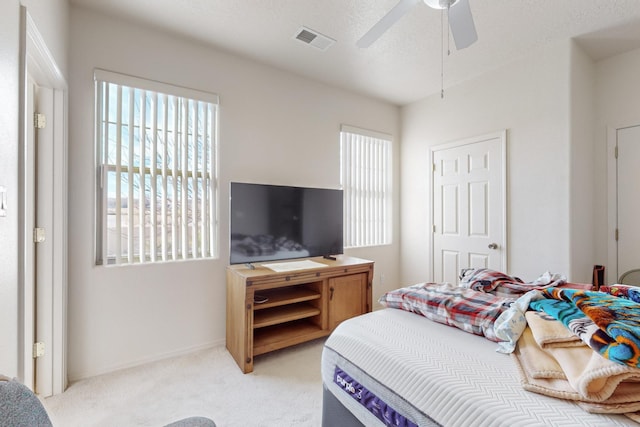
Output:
[[488, 243, 499, 250]]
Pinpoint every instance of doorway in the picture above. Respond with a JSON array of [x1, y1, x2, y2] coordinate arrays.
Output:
[[430, 131, 507, 284], [19, 6, 68, 396], [608, 124, 640, 283]]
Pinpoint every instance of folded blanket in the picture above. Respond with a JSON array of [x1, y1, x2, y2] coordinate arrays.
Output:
[[525, 310, 582, 349], [512, 327, 640, 415], [627, 412, 640, 423], [530, 287, 640, 368]]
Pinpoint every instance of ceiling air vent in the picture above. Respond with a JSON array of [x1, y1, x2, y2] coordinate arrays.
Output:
[[294, 26, 335, 51]]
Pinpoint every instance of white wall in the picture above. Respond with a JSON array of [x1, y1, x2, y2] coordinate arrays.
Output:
[[596, 47, 640, 130], [0, 0, 22, 379], [594, 47, 640, 283], [0, 0, 67, 380], [68, 6, 400, 380], [400, 40, 575, 285], [569, 43, 596, 282], [22, 0, 69, 78]]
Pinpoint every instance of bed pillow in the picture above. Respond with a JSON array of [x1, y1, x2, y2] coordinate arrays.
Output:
[[379, 282, 515, 342]]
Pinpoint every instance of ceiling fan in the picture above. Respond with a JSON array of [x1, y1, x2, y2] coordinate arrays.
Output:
[[357, 0, 478, 50]]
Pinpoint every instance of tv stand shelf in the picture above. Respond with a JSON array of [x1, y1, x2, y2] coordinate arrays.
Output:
[[254, 286, 321, 310], [226, 256, 373, 373], [253, 304, 321, 328]]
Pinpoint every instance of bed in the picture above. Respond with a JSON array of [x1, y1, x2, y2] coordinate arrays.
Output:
[[321, 279, 640, 426]]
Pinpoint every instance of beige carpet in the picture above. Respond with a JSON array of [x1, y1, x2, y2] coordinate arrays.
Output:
[[44, 339, 325, 427]]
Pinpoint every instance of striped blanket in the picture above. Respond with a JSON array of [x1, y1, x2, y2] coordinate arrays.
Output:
[[379, 282, 514, 342], [530, 287, 640, 368]]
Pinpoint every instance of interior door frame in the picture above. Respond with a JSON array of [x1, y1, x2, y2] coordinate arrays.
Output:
[[18, 6, 68, 395], [429, 130, 507, 282], [607, 122, 640, 284]]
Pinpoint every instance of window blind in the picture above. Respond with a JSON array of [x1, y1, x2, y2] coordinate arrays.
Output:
[[94, 70, 219, 265], [340, 125, 392, 248]]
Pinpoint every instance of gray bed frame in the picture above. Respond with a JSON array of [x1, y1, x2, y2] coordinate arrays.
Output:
[[321, 384, 365, 427]]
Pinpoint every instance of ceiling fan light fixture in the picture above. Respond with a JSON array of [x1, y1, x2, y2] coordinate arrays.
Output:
[[423, 0, 459, 10], [356, 0, 476, 50]]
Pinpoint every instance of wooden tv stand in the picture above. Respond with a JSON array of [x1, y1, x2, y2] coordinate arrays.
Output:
[[226, 256, 373, 373]]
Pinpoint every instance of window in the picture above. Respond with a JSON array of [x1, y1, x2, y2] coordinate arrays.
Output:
[[340, 125, 392, 248], [94, 69, 219, 265]]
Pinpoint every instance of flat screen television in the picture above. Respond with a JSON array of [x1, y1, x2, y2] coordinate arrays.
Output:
[[229, 182, 344, 265]]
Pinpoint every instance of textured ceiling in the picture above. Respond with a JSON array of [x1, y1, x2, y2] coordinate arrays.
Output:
[[69, 0, 640, 105]]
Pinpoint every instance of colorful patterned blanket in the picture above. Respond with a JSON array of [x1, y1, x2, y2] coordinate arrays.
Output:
[[600, 284, 640, 303], [530, 287, 640, 368]]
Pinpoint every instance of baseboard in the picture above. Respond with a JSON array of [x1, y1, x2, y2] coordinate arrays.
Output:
[[68, 339, 226, 383]]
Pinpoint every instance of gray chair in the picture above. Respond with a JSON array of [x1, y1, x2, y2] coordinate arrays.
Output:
[[0, 375, 52, 427], [619, 269, 640, 286], [0, 376, 216, 427]]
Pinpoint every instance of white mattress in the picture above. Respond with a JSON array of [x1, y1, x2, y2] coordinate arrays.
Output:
[[322, 308, 636, 427]]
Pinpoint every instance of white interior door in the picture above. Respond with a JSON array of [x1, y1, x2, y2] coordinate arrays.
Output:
[[431, 132, 506, 284], [35, 86, 55, 397], [23, 77, 37, 392], [616, 125, 640, 279], [25, 78, 55, 396]]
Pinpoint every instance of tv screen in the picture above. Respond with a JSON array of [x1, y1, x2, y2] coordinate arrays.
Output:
[[229, 182, 344, 265]]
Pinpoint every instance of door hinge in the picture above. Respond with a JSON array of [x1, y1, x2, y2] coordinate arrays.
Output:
[[615, 228, 619, 241], [33, 342, 45, 359], [34, 113, 46, 129], [33, 227, 46, 243], [433, 163, 436, 172], [615, 146, 618, 159]]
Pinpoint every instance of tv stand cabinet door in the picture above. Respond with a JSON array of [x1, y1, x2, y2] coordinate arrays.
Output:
[[327, 273, 367, 330]]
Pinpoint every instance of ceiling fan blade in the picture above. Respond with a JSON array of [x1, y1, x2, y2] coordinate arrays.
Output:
[[357, 0, 421, 48], [448, 0, 477, 50]]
